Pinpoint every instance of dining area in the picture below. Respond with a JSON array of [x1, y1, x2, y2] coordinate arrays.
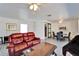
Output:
[[52, 31, 71, 42]]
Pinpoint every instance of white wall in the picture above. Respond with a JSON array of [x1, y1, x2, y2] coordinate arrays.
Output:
[[0, 17, 35, 36], [51, 20, 78, 39], [0, 16, 78, 40], [78, 20, 79, 34], [34, 21, 45, 39], [0, 16, 46, 41], [34, 20, 54, 40]]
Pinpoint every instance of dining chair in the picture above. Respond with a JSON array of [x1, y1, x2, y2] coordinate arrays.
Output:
[[52, 32, 57, 39], [63, 32, 71, 42], [57, 32, 63, 41]]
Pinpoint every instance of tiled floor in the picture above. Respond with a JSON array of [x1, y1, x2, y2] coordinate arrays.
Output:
[[0, 43, 8, 56], [45, 38, 69, 56], [0, 38, 71, 56]]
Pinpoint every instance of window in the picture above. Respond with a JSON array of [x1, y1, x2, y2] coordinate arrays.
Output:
[[20, 24, 28, 33]]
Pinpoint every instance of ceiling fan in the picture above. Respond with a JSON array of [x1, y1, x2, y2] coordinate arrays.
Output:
[[28, 3, 41, 11]]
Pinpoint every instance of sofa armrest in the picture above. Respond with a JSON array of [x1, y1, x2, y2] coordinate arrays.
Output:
[[35, 37, 40, 40], [7, 43, 15, 56], [7, 43, 14, 48], [34, 37, 40, 43]]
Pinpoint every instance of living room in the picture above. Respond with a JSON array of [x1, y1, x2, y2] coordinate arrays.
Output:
[[0, 3, 79, 56]]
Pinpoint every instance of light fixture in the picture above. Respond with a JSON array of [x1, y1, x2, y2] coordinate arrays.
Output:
[[29, 3, 40, 11], [58, 16, 63, 24], [59, 19, 63, 24]]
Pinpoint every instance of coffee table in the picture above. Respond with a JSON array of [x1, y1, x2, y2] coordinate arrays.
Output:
[[23, 42, 57, 56]]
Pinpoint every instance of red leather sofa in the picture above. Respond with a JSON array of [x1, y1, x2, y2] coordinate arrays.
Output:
[[7, 32, 40, 56]]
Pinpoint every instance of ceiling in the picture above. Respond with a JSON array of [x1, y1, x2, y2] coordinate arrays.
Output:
[[0, 3, 79, 21]]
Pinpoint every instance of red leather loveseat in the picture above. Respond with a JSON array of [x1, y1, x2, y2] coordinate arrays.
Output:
[[7, 32, 40, 56]]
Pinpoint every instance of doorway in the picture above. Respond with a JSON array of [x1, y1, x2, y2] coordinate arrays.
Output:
[[44, 23, 52, 38], [20, 24, 28, 33], [45, 24, 47, 37]]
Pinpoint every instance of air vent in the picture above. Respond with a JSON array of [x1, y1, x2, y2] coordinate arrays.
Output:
[[47, 14, 52, 17]]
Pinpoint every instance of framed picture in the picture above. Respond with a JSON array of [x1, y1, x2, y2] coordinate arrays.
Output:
[[59, 26, 66, 30], [6, 23, 17, 31]]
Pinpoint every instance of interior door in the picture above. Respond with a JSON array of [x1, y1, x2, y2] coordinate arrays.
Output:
[[48, 23, 51, 38], [45, 24, 47, 37]]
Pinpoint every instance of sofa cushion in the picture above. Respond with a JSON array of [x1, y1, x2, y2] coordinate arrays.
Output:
[[28, 36, 35, 41], [27, 32, 35, 36], [11, 33, 23, 39], [15, 42, 28, 52], [12, 37, 23, 44], [27, 32, 36, 41], [23, 33, 28, 36], [27, 41, 33, 46], [24, 37, 29, 42]]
